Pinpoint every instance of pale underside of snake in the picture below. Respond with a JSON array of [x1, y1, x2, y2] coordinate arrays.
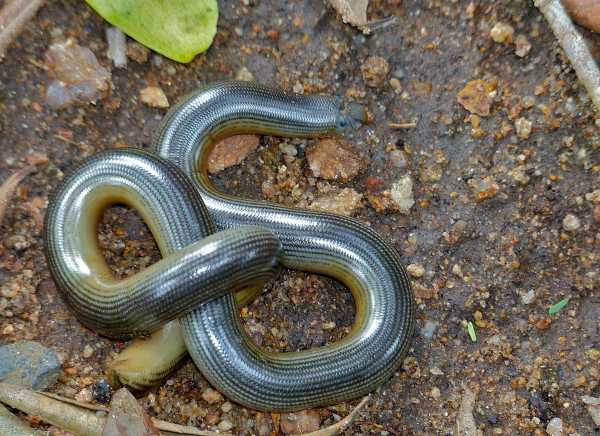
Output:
[[43, 81, 415, 412]]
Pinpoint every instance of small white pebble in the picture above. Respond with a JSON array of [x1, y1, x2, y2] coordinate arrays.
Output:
[[490, 22, 514, 43], [407, 263, 425, 278], [451, 264, 463, 277], [201, 387, 223, 404], [82, 344, 94, 358], [221, 402, 232, 413], [322, 321, 336, 330], [562, 214, 581, 232], [546, 417, 563, 436], [515, 117, 532, 139], [75, 388, 93, 403], [218, 419, 234, 431], [106, 27, 127, 68]]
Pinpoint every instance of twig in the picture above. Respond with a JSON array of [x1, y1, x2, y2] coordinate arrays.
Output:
[[388, 122, 418, 129], [0, 383, 105, 436], [0, 384, 229, 436], [299, 396, 370, 436], [534, 0, 600, 112], [40, 392, 109, 412], [0, 0, 45, 59]]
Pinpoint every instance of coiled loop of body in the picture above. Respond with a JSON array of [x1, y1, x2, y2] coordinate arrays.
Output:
[[44, 81, 415, 412]]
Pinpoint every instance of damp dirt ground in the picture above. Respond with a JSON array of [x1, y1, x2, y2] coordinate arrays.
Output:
[[0, 0, 599, 434]]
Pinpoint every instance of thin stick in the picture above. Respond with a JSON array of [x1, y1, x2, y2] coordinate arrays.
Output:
[[1, 384, 228, 436], [0, 0, 46, 59], [534, 0, 600, 112], [388, 122, 418, 129], [300, 396, 370, 436]]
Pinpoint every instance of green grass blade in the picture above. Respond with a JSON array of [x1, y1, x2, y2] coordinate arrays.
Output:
[[549, 297, 570, 315], [467, 321, 477, 342]]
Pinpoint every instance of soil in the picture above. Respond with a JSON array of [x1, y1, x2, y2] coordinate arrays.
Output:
[[0, 0, 598, 434]]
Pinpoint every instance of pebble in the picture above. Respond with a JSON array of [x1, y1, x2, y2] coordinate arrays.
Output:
[[82, 344, 94, 358], [218, 419, 234, 431], [75, 388, 93, 403], [280, 410, 320, 434], [279, 143, 297, 157], [562, 214, 581, 231], [221, 401, 232, 413], [581, 395, 600, 426], [207, 134, 260, 173], [306, 139, 363, 181], [91, 379, 112, 404], [361, 56, 389, 88], [468, 176, 500, 202], [586, 189, 600, 204], [514, 34, 532, 57], [509, 165, 530, 185], [255, 412, 272, 435], [515, 117, 532, 139], [389, 175, 415, 214], [127, 42, 150, 63], [430, 387, 441, 399], [457, 79, 494, 116], [309, 188, 363, 216], [563, 0, 600, 33], [593, 205, 600, 223], [45, 40, 111, 109], [389, 149, 408, 169], [202, 387, 224, 404], [322, 321, 336, 330], [451, 264, 463, 277], [236, 66, 255, 82], [490, 22, 514, 43], [0, 341, 61, 390], [421, 320, 439, 339], [546, 417, 563, 436], [520, 289, 536, 305], [407, 263, 425, 278], [106, 27, 127, 68], [140, 86, 169, 108]]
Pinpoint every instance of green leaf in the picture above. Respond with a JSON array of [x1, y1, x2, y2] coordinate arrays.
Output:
[[85, 0, 218, 63], [549, 297, 570, 316], [467, 321, 477, 342]]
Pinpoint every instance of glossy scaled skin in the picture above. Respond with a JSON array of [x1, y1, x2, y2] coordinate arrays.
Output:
[[153, 82, 416, 411], [43, 149, 281, 339]]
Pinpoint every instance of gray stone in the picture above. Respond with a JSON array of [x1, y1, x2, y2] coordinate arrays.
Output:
[[421, 320, 439, 339], [0, 341, 60, 390]]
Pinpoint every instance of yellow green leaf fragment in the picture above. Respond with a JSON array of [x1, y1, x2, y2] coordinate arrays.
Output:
[[85, 0, 218, 63]]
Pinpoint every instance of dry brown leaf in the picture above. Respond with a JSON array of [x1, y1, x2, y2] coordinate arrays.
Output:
[[103, 388, 160, 436], [328, 0, 368, 27], [0, 165, 37, 226]]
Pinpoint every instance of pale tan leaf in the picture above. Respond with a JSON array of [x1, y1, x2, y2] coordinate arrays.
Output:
[[328, 0, 368, 27]]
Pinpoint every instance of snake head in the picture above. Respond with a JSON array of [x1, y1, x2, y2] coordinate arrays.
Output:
[[335, 100, 366, 134]]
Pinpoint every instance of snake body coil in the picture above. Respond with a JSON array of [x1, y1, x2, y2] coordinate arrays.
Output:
[[44, 82, 415, 412]]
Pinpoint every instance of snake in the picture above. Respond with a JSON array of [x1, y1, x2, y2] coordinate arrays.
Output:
[[44, 81, 415, 412]]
